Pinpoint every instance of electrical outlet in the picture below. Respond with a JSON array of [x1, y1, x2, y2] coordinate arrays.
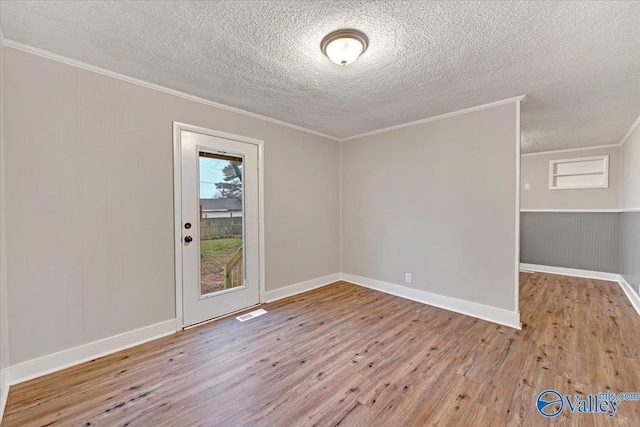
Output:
[[405, 273, 412, 283]]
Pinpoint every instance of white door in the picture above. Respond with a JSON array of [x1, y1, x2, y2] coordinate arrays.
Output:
[[179, 128, 260, 327]]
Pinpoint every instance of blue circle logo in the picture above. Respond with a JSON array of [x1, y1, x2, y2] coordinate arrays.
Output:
[[537, 390, 564, 417]]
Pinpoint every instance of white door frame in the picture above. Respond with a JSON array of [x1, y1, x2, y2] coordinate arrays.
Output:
[[173, 122, 266, 331]]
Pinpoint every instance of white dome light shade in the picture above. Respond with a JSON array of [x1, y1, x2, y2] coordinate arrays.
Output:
[[325, 37, 363, 65], [321, 29, 369, 66]]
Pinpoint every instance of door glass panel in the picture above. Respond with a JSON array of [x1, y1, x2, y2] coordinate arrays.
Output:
[[199, 151, 244, 297]]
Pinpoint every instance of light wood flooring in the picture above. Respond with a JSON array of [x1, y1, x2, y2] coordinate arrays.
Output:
[[3, 273, 640, 426]]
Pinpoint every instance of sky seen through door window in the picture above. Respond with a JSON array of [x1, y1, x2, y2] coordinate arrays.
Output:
[[199, 157, 227, 199]]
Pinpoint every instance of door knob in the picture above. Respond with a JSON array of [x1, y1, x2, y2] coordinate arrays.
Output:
[[184, 236, 193, 243]]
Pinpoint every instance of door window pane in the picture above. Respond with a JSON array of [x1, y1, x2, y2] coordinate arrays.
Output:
[[199, 152, 244, 296]]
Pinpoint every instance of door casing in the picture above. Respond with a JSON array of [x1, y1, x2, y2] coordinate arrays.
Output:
[[173, 122, 266, 330]]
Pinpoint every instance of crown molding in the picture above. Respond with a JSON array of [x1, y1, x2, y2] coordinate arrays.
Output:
[[2, 40, 528, 144], [339, 95, 527, 142], [619, 113, 640, 146], [521, 143, 621, 157], [0, 39, 341, 142], [4, 38, 638, 149], [521, 111, 639, 156]]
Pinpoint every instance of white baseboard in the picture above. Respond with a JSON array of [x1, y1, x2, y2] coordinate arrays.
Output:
[[265, 273, 341, 303], [5, 319, 176, 387], [618, 275, 640, 318], [5, 273, 343, 388], [341, 273, 521, 329], [0, 368, 8, 423], [519, 264, 640, 320], [1, 268, 633, 404], [520, 263, 619, 282]]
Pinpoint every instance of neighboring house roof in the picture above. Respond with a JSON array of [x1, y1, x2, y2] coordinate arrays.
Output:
[[200, 198, 242, 212]]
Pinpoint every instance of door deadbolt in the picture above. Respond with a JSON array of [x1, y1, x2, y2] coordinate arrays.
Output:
[[185, 222, 191, 229], [184, 236, 193, 243]]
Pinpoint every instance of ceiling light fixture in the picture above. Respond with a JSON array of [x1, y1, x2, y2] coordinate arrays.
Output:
[[321, 29, 369, 66]]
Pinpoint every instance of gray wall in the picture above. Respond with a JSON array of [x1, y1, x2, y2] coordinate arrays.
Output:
[[520, 145, 627, 275], [519, 125, 640, 283], [341, 102, 519, 312], [520, 146, 620, 210], [3, 47, 340, 365], [521, 212, 619, 272]]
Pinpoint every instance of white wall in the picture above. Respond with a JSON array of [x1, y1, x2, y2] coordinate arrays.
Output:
[[621, 123, 640, 210], [3, 47, 340, 365], [520, 146, 621, 210], [341, 101, 519, 313]]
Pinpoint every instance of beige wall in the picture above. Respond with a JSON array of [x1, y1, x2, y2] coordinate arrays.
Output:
[[341, 102, 519, 312], [520, 146, 620, 210], [3, 47, 340, 365], [621, 124, 640, 210]]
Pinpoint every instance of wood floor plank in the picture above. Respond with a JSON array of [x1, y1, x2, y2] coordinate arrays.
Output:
[[3, 274, 640, 426]]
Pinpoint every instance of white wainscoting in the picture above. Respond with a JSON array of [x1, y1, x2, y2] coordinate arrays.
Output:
[[342, 273, 521, 329]]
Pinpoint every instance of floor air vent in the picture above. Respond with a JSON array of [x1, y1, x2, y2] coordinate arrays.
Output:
[[236, 308, 268, 322]]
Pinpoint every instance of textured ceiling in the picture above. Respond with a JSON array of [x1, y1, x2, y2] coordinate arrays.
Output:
[[1, 1, 639, 153]]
